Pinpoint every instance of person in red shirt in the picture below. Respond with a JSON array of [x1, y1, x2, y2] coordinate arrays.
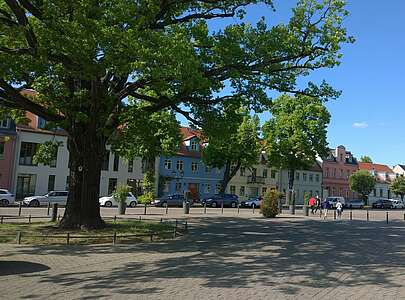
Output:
[[309, 196, 316, 214]]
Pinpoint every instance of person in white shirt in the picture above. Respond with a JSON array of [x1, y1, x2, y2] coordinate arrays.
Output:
[[336, 200, 343, 219]]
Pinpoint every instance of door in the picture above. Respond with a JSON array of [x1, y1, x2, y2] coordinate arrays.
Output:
[[188, 183, 199, 201], [16, 174, 36, 200]]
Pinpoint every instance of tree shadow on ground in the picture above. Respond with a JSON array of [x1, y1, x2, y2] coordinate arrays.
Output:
[[0, 261, 50, 276]]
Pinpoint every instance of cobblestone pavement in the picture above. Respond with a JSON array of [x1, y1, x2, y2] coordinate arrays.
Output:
[[1, 215, 405, 299]]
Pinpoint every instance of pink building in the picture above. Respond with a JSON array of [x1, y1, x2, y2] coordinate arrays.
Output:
[[0, 117, 17, 190]]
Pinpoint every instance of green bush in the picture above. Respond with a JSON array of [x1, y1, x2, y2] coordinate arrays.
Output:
[[112, 183, 132, 204], [138, 192, 154, 204], [303, 192, 310, 205], [261, 190, 282, 218]]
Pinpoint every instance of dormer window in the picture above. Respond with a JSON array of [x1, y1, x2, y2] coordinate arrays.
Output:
[[0, 118, 9, 129], [37, 117, 47, 129], [191, 140, 198, 151]]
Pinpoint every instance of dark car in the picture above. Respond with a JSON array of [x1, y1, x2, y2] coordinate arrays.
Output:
[[372, 199, 393, 209], [153, 194, 185, 207], [201, 194, 239, 208]]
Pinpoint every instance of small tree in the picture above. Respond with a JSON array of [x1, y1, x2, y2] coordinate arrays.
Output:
[[360, 156, 373, 163], [112, 183, 132, 215], [390, 176, 405, 201], [138, 171, 155, 204], [349, 170, 376, 205], [261, 190, 282, 218]]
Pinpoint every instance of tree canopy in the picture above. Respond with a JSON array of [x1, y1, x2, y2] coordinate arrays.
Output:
[[390, 176, 405, 201], [360, 156, 372, 163], [0, 0, 353, 228], [349, 170, 376, 203]]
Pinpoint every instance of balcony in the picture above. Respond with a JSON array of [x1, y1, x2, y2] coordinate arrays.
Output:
[[247, 175, 265, 184]]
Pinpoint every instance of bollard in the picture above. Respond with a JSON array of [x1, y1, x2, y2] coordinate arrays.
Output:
[[252, 205, 255, 214], [184, 220, 188, 232], [403, 213, 405, 221], [57, 215, 60, 222], [350, 210, 352, 220], [386, 212, 388, 224], [237, 203, 240, 214], [16, 231, 21, 244], [172, 226, 176, 239], [144, 203, 147, 215], [367, 210, 369, 221], [139, 215, 142, 221], [160, 218, 162, 223], [175, 219, 178, 232], [221, 201, 224, 214], [28, 214, 31, 224], [51, 203, 58, 222], [1, 216, 3, 224], [113, 231, 117, 246], [333, 210, 336, 220], [47, 202, 51, 216], [204, 202, 207, 214], [150, 233, 153, 242], [66, 233, 70, 245], [165, 204, 168, 215], [114, 215, 117, 223], [18, 202, 22, 216]]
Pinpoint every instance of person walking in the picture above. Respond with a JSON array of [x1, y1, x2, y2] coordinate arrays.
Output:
[[336, 200, 343, 219], [309, 196, 316, 214], [314, 195, 321, 214], [322, 200, 330, 220]]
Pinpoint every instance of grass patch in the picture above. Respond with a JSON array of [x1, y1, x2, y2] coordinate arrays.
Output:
[[0, 220, 175, 245]]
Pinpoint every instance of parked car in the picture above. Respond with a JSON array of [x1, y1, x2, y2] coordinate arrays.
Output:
[[372, 199, 393, 209], [325, 196, 346, 208], [99, 192, 138, 207], [390, 199, 404, 209], [0, 189, 15, 206], [345, 199, 365, 209], [201, 194, 239, 208], [23, 191, 69, 207], [241, 197, 262, 208], [152, 194, 186, 207]]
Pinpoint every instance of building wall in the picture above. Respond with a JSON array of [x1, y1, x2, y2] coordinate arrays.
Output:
[[393, 165, 405, 177], [0, 136, 16, 190]]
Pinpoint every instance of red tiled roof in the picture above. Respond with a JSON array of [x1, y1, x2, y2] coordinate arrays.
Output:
[[358, 162, 394, 173], [176, 127, 204, 158]]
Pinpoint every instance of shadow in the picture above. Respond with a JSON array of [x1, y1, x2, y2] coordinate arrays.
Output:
[[0, 261, 50, 276]]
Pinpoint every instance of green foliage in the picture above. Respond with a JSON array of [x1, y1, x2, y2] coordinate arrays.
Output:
[[33, 140, 62, 166], [263, 94, 331, 171], [138, 192, 155, 204], [261, 190, 282, 218], [143, 171, 155, 195], [360, 156, 372, 163], [349, 170, 376, 202], [112, 183, 132, 204], [390, 176, 405, 200], [304, 192, 310, 205]]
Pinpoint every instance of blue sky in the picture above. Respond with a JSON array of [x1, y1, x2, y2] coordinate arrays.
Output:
[[179, 1, 405, 167]]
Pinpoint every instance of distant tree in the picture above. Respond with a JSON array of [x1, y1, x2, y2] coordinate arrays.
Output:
[[203, 107, 261, 193], [360, 156, 373, 163], [263, 94, 330, 207], [390, 176, 405, 201], [349, 170, 376, 204]]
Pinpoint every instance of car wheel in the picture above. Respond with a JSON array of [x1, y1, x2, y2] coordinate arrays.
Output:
[[105, 201, 113, 207], [1, 199, 9, 206], [211, 201, 218, 208], [30, 200, 40, 207], [129, 201, 137, 208], [230, 202, 237, 208]]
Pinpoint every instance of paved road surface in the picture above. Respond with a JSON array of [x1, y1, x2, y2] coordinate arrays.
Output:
[[1, 216, 405, 299]]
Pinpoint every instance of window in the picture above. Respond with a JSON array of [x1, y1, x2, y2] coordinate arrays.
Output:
[[240, 167, 245, 176], [49, 147, 58, 168], [113, 154, 119, 171], [263, 169, 268, 178], [205, 166, 210, 173], [326, 168, 329, 177], [37, 117, 47, 129], [191, 162, 198, 172], [271, 170, 277, 179], [128, 160, 133, 172], [340, 169, 343, 178], [315, 190, 319, 196], [309, 174, 313, 182], [380, 189, 383, 197], [176, 160, 183, 171], [16, 174, 37, 199], [215, 184, 221, 194], [303, 173, 307, 181], [296, 172, 300, 181], [373, 189, 376, 196], [19, 142, 38, 166], [239, 186, 245, 196], [164, 159, 172, 170], [48, 175, 55, 192], [0, 118, 9, 128], [108, 178, 117, 195], [230, 185, 235, 194], [175, 182, 182, 192], [262, 187, 267, 195], [102, 151, 110, 171], [216, 168, 221, 174], [333, 168, 336, 177], [205, 184, 211, 194], [0, 141, 4, 159], [315, 174, 320, 182], [190, 140, 198, 151], [346, 170, 350, 179], [230, 164, 236, 174], [251, 168, 257, 176]]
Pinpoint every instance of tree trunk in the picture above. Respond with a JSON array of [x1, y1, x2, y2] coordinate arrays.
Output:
[[286, 169, 295, 205], [220, 161, 241, 194]]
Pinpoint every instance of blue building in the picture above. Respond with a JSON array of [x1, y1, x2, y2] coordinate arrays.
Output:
[[157, 127, 224, 200]]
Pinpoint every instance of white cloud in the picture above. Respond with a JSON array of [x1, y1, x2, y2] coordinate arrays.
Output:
[[352, 122, 368, 129]]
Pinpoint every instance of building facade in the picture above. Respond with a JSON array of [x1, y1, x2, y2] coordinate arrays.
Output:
[[0, 117, 17, 190], [322, 145, 358, 199], [279, 162, 323, 204], [393, 164, 405, 177], [157, 128, 223, 199]]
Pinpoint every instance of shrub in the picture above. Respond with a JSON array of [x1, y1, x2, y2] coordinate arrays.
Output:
[[138, 192, 154, 204], [303, 192, 310, 205], [261, 190, 282, 218], [112, 183, 132, 204]]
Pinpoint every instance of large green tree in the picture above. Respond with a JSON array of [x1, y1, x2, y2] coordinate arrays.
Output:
[[349, 170, 376, 204], [202, 107, 261, 193], [359, 156, 372, 163], [0, 0, 352, 228], [262, 94, 330, 206], [390, 176, 405, 201]]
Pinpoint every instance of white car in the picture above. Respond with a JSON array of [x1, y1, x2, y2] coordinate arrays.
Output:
[[0, 189, 15, 206], [390, 199, 404, 209], [325, 196, 346, 208], [99, 192, 138, 208], [23, 191, 69, 207]]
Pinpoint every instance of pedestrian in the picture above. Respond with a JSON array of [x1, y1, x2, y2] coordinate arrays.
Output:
[[309, 196, 316, 214], [314, 195, 321, 214], [322, 200, 330, 220], [336, 200, 343, 219]]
